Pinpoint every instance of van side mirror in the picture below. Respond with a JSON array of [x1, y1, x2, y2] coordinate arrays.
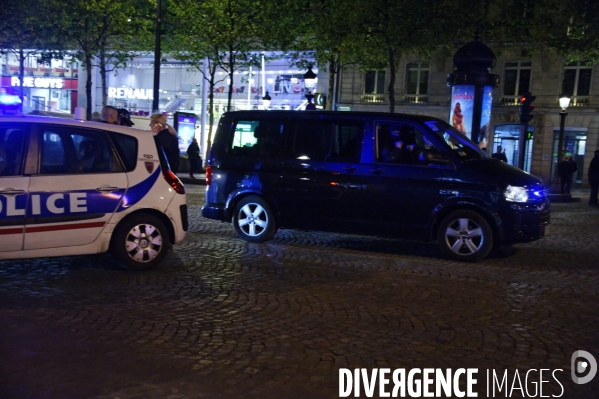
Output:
[[420, 148, 450, 164]]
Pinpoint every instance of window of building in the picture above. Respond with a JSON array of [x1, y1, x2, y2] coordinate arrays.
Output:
[[364, 70, 386, 94], [503, 61, 531, 96], [561, 61, 592, 97], [405, 63, 429, 95]]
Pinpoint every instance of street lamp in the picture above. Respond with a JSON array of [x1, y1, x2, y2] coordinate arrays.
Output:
[[303, 65, 317, 110], [557, 95, 571, 169], [262, 91, 271, 109]]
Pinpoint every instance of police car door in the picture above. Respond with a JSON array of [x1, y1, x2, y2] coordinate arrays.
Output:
[[24, 125, 127, 250], [0, 125, 29, 251]]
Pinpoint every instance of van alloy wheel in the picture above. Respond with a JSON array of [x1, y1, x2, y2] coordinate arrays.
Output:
[[437, 210, 493, 262], [233, 196, 277, 243]]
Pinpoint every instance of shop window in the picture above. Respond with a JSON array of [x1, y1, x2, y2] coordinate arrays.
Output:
[[503, 61, 531, 96]]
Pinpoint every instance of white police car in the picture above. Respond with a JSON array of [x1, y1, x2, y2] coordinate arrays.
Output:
[[0, 90, 187, 270]]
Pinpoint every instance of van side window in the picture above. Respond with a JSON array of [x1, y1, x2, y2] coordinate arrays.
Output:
[[286, 120, 363, 162], [375, 123, 434, 165], [230, 120, 283, 158]]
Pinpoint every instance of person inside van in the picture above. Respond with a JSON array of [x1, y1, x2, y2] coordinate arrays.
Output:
[[387, 127, 421, 164]]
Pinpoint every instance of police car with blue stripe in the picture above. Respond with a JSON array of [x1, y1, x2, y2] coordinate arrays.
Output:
[[0, 89, 187, 270]]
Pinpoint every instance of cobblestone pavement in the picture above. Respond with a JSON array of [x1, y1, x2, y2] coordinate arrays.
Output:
[[1, 186, 598, 399]]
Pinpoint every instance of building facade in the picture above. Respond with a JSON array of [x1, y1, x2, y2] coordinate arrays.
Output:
[[335, 46, 599, 189]]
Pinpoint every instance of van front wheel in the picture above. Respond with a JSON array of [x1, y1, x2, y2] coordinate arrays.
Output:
[[233, 196, 277, 242], [437, 210, 493, 262]]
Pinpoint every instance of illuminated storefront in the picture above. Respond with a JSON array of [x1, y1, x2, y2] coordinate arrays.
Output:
[[1, 54, 78, 113]]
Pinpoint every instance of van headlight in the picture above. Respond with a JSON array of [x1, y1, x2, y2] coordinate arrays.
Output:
[[504, 185, 528, 202]]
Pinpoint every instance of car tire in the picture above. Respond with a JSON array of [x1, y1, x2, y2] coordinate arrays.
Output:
[[232, 196, 277, 243], [112, 214, 170, 271], [437, 210, 493, 262]]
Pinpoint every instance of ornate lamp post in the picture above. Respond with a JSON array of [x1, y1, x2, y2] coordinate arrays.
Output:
[[304, 66, 317, 110], [262, 91, 271, 109], [557, 95, 571, 169]]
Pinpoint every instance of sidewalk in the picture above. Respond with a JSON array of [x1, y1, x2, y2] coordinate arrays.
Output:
[[547, 186, 591, 203], [177, 172, 206, 185]]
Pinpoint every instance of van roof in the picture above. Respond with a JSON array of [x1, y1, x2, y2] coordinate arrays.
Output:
[[222, 109, 444, 123]]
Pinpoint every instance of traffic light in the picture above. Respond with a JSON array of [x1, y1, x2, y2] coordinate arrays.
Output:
[[519, 92, 536, 123]]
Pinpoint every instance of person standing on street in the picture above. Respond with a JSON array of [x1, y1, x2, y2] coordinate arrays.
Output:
[[492, 145, 508, 162], [588, 149, 599, 205], [558, 156, 574, 194], [150, 113, 180, 174], [186, 137, 202, 179], [100, 106, 119, 124]]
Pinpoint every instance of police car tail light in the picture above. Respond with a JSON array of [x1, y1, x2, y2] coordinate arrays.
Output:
[[162, 168, 185, 194], [206, 166, 212, 185]]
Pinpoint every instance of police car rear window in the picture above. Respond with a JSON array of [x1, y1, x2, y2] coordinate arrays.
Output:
[[109, 133, 137, 172]]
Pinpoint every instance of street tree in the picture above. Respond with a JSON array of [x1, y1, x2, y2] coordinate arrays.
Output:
[[344, 0, 482, 113], [51, 0, 144, 119], [0, 0, 64, 104]]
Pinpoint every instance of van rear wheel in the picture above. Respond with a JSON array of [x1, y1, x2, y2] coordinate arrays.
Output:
[[437, 210, 493, 262], [233, 196, 277, 243]]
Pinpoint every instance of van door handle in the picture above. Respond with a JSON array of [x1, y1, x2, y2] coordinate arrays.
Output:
[[96, 186, 121, 193], [370, 168, 384, 175], [0, 188, 26, 195], [343, 165, 356, 173]]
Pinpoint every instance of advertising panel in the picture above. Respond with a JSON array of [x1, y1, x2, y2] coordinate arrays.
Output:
[[478, 86, 493, 149], [449, 85, 474, 140], [174, 112, 197, 153]]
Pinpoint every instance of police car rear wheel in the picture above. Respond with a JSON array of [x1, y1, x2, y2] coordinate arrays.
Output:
[[112, 214, 169, 271], [233, 196, 277, 243], [437, 210, 493, 262]]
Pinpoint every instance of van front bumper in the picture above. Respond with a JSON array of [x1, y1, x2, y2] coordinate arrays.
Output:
[[201, 203, 227, 221], [501, 201, 551, 243]]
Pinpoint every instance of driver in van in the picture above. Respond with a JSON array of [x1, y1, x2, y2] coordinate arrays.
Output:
[[387, 127, 421, 164]]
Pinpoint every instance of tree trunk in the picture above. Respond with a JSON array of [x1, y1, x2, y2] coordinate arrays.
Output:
[[18, 49, 25, 104], [85, 54, 93, 120], [226, 50, 234, 111], [327, 58, 337, 111], [387, 49, 399, 114], [100, 47, 108, 107]]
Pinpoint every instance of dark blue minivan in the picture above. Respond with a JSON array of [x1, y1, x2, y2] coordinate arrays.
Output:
[[201, 110, 550, 261]]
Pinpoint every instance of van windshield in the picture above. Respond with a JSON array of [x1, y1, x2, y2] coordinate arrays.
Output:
[[424, 120, 487, 160]]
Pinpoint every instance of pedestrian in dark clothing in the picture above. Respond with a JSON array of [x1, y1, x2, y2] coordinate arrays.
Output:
[[186, 137, 202, 178], [117, 108, 135, 126], [558, 156, 574, 194], [492, 145, 508, 162], [150, 113, 180, 174], [100, 105, 119, 124], [588, 149, 599, 205], [568, 155, 578, 188]]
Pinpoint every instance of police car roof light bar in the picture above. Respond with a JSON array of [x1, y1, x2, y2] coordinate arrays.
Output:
[[0, 89, 23, 116]]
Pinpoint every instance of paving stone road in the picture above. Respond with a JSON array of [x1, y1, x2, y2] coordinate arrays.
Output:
[[1, 186, 598, 399]]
